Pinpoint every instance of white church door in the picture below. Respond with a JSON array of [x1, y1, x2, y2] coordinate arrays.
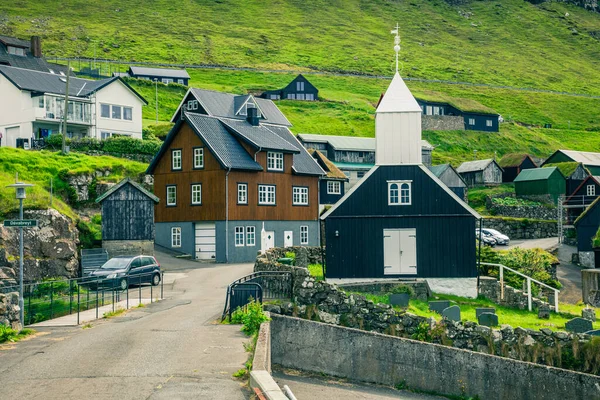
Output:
[[383, 229, 417, 275]]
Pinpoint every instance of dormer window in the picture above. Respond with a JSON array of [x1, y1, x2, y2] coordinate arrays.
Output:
[[388, 181, 411, 206], [267, 152, 283, 171], [187, 100, 198, 111], [7, 46, 25, 56]]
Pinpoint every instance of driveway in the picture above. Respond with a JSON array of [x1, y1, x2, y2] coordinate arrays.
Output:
[[0, 253, 254, 400], [556, 244, 583, 304], [506, 237, 559, 251]]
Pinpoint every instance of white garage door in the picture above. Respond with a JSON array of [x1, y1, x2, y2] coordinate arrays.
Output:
[[195, 222, 216, 260], [5, 126, 20, 148]]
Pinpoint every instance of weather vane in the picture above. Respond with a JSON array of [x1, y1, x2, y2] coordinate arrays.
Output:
[[391, 23, 400, 73]]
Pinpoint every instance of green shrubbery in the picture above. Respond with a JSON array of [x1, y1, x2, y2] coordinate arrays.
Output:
[[230, 299, 270, 336], [46, 134, 161, 156], [491, 197, 544, 207], [0, 325, 35, 343], [593, 227, 600, 248]]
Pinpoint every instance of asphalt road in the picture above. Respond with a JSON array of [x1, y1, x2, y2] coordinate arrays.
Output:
[[0, 255, 254, 400]]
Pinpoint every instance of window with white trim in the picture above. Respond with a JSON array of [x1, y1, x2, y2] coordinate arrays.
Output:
[[162, 78, 173, 84], [267, 152, 284, 171], [172, 149, 182, 170], [193, 148, 204, 169], [101, 131, 111, 140], [166, 186, 177, 206], [287, 93, 296, 100], [191, 184, 202, 205], [101, 104, 110, 118], [112, 105, 122, 119], [238, 183, 248, 204], [300, 226, 308, 245], [178, 79, 184, 85], [296, 81, 305, 91], [7, 46, 25, 56], [389, 181, 411, 205], [292, 187, 309, 205], [123, 107, 133, 121], [235, 226, 245, 247], [171, 227, 181, 247], [187, 100, 198, 111], [327, 181, 341, 194], [258, 185, 276, 205], [246, 226, 256, 246], [486, 119, 493, 127], [587, 185, 596, 197], [468, 118, 475, 126]]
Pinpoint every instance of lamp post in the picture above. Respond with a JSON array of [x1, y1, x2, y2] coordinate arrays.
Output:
[[6, 180, 34, 327], [154, 78, 158, 122]]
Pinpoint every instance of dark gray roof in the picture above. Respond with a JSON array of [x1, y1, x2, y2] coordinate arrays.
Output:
[[0, 65, 147, 103], [96, 178, 159, 203], [457, 159, 501, 173], [219, 118, 300, 153], [266, 125, 325, 176], [0, 36, 72, 74], [129, 66, 190, 79], [185, 114, 263, 171], [178, 88, 291, 126], [428, 164, 450, 178], [0, 35, 30, 48]]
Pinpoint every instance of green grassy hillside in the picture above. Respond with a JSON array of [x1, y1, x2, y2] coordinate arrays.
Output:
[[3, 0, 600, 95]]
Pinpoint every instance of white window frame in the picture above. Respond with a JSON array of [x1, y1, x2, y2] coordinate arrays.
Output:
[[300, 226, 308, 245], [296, 81, 305, 91], [486, 119, 493, 127], [267, 152, 284, 171], [191, 184, 202, 205], [166, 185, 177, 206], [327, 181, 341, 195], [123, 107, 133, 121], [468, 118, 476, 126], [171, 227, 181, 248], [238, 183, 248, 204], [258, 185, 276, 205], [100, 104, 110, 118], [587, 185, 596, 197], [388, 181, 412, 206], [187, 100, 198, 110], [8, 46, 25, 56], [162, 78, 173, 84], [172, 149, 182, 170], [193, 147, 204, 169], [101, 131, 111, 140], [246, 226, 256, 246], [111, 105, 122, 119], [178, 79, 184, 85], [235, 226, 245, 247], [292, 186, 309, 205]]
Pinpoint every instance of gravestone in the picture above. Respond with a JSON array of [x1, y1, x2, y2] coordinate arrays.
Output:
[[538, 304, 550, 320], [389, 293, 410, 308], [441, 305, 461, 322], [582, 308, 596, 322], [585, 330, 600, 336], [476, 308, 496, 318], [565, 317, 593, 333], [478, 312, 499, 327], [429, 300, 451, 314]]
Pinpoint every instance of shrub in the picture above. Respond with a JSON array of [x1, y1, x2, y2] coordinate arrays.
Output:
[[77, 220, 102, 249], [91, 214, 102, 225], [230, 299, 270, 336], [389, 285, 414, 296], [102, 136, 161, 155], [491, 197, 544, 207], [593, 227, 600, 249], [308, 263, 324, 281]]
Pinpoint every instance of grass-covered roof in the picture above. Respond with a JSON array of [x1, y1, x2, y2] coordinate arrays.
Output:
[[412, 89, 497, 115], [498, 153, 530, 168], [543, 162, 587, 178]]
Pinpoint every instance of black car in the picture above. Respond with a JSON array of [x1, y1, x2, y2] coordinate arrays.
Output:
[[86, 255, 161, 290]]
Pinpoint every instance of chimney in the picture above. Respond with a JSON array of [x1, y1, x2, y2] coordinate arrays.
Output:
[[30, 36, 42, 58], [246, 105, 259, 126]]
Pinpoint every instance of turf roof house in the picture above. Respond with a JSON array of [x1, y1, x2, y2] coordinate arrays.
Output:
[[322, 65, 481, 298], [564, 175, 600, 224], [118, 66, 190, 86], [543, 150, 600, 177], [574, 197, 600, 268], [307, 149, 349, 208], [514, 167, 566, 203], [456, 159, 503, 187], [498, 153, 538, 183], [0, 65, 147, 148], [428, 164, 468, 201], [148, 88, 324, 262], [0, 35, 70, 75], [543, 162, 590, 196], [260, 74, 318, 101], [415, 97, 500, 132]]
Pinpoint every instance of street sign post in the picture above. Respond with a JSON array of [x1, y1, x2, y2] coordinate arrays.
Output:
[[3, 220, 37, 228]]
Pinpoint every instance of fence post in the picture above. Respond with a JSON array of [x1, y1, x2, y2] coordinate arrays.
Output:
[[151, 276, 153, 304], [527, 278, 532, 312], [500, 265, 504, 301], [77, 282, 80, 325], [50, 282, 54, 320], [161, 272, 164, 300], [554, 290, 559, 313], [126, 277, 129, 310], [27, 285, 32, 325], [69, 280, 73, 315], [96, 280, 99, 319]]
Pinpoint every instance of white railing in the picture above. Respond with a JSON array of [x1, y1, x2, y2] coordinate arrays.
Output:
[[479, 262, 560, 313]]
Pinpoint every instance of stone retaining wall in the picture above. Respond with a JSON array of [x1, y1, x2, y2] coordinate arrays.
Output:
[[479, 276, 554, 310], [422, 115, 464, 131], [483, 217, 557, 239], [102, 240, 155, 258], [337, 281, 431, 301], [0, 292, 21, 330], [487, 201, 557, 221]]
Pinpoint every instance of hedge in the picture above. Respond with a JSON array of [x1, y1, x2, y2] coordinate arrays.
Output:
[[46, 135, 161, 156]]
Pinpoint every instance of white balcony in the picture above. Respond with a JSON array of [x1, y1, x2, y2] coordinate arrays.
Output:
[[34, 96, 93, 125]]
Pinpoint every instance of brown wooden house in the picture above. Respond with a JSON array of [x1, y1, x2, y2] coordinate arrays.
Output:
[[148, 90, 324, 262]]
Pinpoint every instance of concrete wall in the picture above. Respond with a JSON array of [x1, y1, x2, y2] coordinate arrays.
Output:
[[155, 221, 195, 256], [422, 115, 464, 131], [270, 314, 600, 400], [102, 240, 154, 258]]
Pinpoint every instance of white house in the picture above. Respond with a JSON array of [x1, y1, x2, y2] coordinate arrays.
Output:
[[0, 65, 147, 148]]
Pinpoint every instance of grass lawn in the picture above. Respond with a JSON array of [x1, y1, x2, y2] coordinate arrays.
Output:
[[348, 291, 599, 332], [0, 326, 35, 344]]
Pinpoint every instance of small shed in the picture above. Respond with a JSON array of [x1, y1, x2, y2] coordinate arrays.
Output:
[[574, 197, 600, 267], [456, 159, 503, 187], [96, 178, 159, 257], [127, 66, 190, 85], [513, 167, 566, 203], [428, 163, 468, 201], [498, 153, 537, 183], [543, 162, 590, 196]]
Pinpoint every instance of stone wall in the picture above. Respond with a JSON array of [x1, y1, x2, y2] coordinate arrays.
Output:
[[580, 251, 596, 269], [102, 240, 155, 258], [421, 115, 464, 131], [337, 281, 431, 301], [483, 217, 557, 239], [479, 276, 554, 311], [270, 314, 600, 400], [0, 292, 21, 330], [487, 200, 557, 221], [257, 246, 323, 269]]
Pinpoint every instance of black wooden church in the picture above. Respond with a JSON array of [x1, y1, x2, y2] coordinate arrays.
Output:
[[321, 47, 481, 296]]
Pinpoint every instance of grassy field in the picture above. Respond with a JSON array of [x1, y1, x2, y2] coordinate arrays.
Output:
[[3, 0, 600, 95]]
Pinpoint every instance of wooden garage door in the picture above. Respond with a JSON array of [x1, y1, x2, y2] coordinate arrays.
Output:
[[195, 222, 216, 260]]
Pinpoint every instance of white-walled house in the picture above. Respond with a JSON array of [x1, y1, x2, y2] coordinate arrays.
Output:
[[0, 65, 147, 148]]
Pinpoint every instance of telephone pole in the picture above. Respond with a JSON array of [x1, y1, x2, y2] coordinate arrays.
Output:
[[62, 61, 71, 154]]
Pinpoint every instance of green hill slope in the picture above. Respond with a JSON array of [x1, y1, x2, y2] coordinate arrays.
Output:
[[3, 0, 600, 94]]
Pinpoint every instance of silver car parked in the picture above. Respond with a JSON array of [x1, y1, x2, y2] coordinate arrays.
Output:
[[477, 228, 510, 246]]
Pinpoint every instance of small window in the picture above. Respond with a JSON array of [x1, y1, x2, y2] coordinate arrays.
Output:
[[389, 183, 399, 205], [38, 97, 44, 108], [292, 187, 309, 205], [258, 185, 276, 205], [306, 94, 314, 101], [101, 131, 111, 140], [426, 106, 432, 115], [178, 79, 184, 85], [486, 119, 493, 127], [123, 107, 133, 121], [111, 105, 122, 119], [238, 183, 248, 204], [235, 226, 245, 247], [171, 227, 181, 248], [187, 100, 198, 111], [389, 181, 411, 206], [101, 104, 110, 118], [468, 118, 475, 126], [193, 147, 204, 169], [8, 46, 25, 56], [246, 226, 256, 246], [267, 152, 284, 171], [162, 78, 173, 84], [296, 81, 305, 91], [300, 226, 308, 245], [588, 185, 596, 197], [296, 93, 305, 100], [327, 181, 341, 195], [287, 93, 296, 100], [191, 184, 202, 205], [172, 149, 182, 170], [166, 185, 177, 206], [400, 183, 411, 204]]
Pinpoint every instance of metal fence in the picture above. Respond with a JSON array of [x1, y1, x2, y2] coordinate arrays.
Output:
[[0, 271, 164, 326], [221, 271, 293, 321]]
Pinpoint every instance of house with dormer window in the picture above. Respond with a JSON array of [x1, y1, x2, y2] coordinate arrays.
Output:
[[260, 74, 318, 101], [150, 88, 324, 262]]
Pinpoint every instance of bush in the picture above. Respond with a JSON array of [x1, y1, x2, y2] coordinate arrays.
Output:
[[77, 220, 102, 249], [230, 299, 270, 336], [308, 263, 324, 281], [491, 197, 543, 207], [389, 285, 414, 296], [102, 136, 161, 155], [143, 123, 173, 140], [593, 227, 600, 249]]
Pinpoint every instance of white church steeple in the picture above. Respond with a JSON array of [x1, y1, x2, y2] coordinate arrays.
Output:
[[375, 27, 422, 165]]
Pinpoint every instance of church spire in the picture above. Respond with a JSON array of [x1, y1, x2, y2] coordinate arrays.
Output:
[[391, 23, 400, 74]]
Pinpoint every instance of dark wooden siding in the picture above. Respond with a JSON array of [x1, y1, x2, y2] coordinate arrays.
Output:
[[281, 75, 318, 100], [502, 157, 537, 183], [577, 204, 600, 252], [463, 113, 499, 132], [320, 180, 345, 205], [102, 183, 155, 241]]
